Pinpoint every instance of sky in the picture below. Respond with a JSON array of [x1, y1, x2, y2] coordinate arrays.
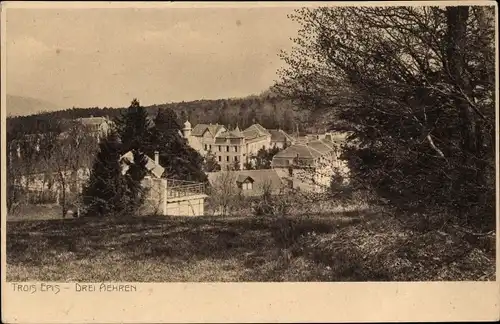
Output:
[[5, 5, 301, 109]]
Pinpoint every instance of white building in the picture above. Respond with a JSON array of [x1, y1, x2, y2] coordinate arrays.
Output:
[[182, 121, 273, 170]]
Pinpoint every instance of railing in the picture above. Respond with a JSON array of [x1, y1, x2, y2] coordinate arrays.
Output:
[[166, 179, 206, 199], [166, 179, 200, 187]]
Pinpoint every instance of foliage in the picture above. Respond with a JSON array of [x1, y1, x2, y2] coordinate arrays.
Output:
[[6, 119, 99, 217], [82, 131, 132, 217], [6, 90, 313, 138], [207, 171, 242, 217], [114, 98, 152, 153], [247, 146, 281, 170], [83, 99, 153, 217], [276, 6, 496, 231], [203, 152, 222, 172], [150, 108, 208, 182]]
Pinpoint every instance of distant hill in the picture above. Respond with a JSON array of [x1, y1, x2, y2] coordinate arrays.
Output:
[[6, 95, 63, 117], [6, 89, 332, 138]]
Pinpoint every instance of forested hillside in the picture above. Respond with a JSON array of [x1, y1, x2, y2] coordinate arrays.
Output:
[[6, 89, 319, 137]]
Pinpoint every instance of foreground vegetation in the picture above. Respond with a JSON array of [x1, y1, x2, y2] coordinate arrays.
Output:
[[7, 202, 495, 282]]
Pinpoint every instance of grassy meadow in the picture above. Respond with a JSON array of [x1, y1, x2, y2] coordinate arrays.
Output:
[[6, 199, 495, 282]]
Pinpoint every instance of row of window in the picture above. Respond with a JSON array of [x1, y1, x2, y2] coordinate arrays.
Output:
[[218, 155, 239, 162], [204, 144, 239, 152], [203, 144, 267, 152], [238, 182, 253, 190]]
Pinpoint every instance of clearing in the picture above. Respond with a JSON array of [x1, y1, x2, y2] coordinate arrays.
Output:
[[6, 210, 495, 282]]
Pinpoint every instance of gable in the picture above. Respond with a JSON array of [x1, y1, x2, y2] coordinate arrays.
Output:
[[202, 129, 214, 138], [236, 175, 255, 183]]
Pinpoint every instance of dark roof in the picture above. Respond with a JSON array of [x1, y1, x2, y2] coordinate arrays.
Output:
[[207, 169, 283, 196]]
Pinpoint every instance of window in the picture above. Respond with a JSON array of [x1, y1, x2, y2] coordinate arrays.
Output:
[[209, 145, 212, 151], [226, 146, 229, 152], [218, 145, 221, 152], [234, 146, 238, 152], [226, 156, 230, 162], [288, 167, 293, 177], [218, 156, 221, 162], [234, 156, 238, 162], [204, 144, 208, 150], [242, 182, 253, 190]]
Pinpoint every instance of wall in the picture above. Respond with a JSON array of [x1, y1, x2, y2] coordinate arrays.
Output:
[[246, 136, 271, 157], [142, 177, 207, 216], [165, 197, 205, 216], [213, 138, 245, 170]]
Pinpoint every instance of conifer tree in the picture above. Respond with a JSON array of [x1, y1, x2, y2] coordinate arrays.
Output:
[[115, 98, 152, 153], [82, 131, 131, 216], [83, 99, 152, 217], [123, 149, 149, 212], [115, 99, 152, 209], [151, 108, 207, 182]]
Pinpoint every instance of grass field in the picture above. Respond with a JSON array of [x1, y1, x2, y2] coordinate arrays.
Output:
[[7, 208, 496, 282]]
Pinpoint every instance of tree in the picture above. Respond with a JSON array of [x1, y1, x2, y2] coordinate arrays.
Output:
[[203, 152, 221, 172], [113, 98, 153, 213], [251, 146, 281, 169], [207, 171, 240, 217], [115, 98, 152, 153], [36, 121, 98, 218], [276, 6, 495, 230], [150, 108, 207, 182], [231, 159, 241, 171], [123, 150, 149, 212], [82, 131, 131, 217], [243, 160, 254, 170]]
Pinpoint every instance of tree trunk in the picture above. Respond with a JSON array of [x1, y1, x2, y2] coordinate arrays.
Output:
[[446, 6, 473, 221], [59, 173, 67, 218], [446, 6, 475, 158]]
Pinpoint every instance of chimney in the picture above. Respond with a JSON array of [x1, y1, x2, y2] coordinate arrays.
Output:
[[154, 151, 159, 165]]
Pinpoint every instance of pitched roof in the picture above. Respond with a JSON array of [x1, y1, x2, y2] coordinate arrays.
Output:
[[119, 151, 164, 178], [307, 138, 337, 153], [207, 169, 283, 195], [268, 129, 294, 143], [218, 126, 244, 139], [243, 124, 271, 140], [236, 174, 254, 183], [191, 123, 225, 137], [272, 144, 324, 160]]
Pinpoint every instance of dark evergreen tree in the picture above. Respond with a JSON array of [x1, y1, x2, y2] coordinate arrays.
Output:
[[151, 108, 208, 183], [124, 149, 149, 211], [82, 131, 131, 217], [115, 98, 152, 153]]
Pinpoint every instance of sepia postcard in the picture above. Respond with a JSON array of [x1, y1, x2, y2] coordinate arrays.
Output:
[[1, 1, 499, 323]]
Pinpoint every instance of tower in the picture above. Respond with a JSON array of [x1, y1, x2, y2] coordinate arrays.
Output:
[[182, 120, 192, 139]]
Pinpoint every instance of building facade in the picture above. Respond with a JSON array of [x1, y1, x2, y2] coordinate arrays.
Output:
[[268, 129, 295, 149], [182, 121, 274, 171], [271, 135, 350, 193]]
